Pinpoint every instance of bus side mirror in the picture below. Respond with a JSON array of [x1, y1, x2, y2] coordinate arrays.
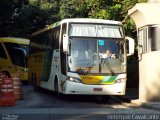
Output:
[[125, 37, 135, 56], [63, 34, 69, 53]]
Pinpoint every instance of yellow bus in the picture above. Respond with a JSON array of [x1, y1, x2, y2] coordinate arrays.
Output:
[[29, 18, 134, 101], [0, 37, 30, 82]]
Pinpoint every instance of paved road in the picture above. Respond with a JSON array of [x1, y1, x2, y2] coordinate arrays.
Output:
[[16, 86, 119, 108], [0, 107, 160, 120], [9, 85, 138, 109], [0, 85, 160, 120]]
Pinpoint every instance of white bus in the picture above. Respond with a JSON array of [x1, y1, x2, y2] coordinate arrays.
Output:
[[28, 18, 134, 100]]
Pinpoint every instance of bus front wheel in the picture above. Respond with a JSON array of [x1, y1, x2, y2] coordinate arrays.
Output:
[[54, 79, 63, 99], [32, 73, 38, 91]]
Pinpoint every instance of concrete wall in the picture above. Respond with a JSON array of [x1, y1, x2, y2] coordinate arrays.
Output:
[[128, 3, 160, 28], [139, 51, 160, 102], [128, 3, 160, 102]]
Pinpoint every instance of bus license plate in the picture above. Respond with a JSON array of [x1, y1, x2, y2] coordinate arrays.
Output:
[[93, 88, 102, 92]]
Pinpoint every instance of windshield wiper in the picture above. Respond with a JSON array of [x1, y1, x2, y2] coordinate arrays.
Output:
[[84, 53, 96, 74], [104, 58, 115, 76]]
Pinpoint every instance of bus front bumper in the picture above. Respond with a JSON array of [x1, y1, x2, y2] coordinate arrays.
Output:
[[64, 81, 126, 95]]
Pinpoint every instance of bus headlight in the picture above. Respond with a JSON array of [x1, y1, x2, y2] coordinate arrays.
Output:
[[115, 78, 126, 83], [67, 77, 82, 83]]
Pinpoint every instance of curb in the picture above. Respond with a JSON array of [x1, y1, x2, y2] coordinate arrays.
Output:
[[136, 102, 160, 111], [119, 95, 160, 111]]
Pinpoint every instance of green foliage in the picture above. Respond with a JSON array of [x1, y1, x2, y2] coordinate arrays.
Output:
[[123, 18, 136, 37], [85, 0, 110, 19], [40, 1, 60, 24], [74, 1, 88, 18], [0, 0, 149, 88], [60, 0, 77, 19], [0, 0, 17, 36], [17, 4, 45, 37], [0, 0, 148, 38], [29, 0, 39, 5]]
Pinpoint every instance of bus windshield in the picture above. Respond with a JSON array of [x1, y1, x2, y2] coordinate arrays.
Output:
[[4, 43, 29, 68], [68, 38, 125, 75], [68, 23, 125, 75]]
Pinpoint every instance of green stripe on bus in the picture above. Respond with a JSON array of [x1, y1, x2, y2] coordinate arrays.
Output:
[[100, 76, 117, 83]]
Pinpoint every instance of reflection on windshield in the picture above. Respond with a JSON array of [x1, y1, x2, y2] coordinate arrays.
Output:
[[68, 38, 125, 74], [21, 45, 29, 67], [5, 43, 28, 67]]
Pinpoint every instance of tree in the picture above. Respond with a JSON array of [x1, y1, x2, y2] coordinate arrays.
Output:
[[0, 0, 148, 38], [60, 0, 77, 19], [0, 0, 18, 36], [40, 1, 60, 24]]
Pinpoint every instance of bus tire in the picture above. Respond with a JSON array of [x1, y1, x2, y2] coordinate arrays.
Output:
[[54, 78, 63, 99], [32, 73, 38, 91]]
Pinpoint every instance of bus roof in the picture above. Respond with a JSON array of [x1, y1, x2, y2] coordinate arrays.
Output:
[[60, 18, 122, 25], [0, 37, 30, 45], [31, 18, 122, 36]]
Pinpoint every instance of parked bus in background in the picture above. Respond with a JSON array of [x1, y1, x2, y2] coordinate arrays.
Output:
[[0, 37, 30, 82], [29, 18, 134, 101]]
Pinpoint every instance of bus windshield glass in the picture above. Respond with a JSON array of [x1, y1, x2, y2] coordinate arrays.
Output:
[[69, 23, 124, 38], [4, 43, 29, 67], [68, 23, 125, 75], [68, 38, 125, 74]]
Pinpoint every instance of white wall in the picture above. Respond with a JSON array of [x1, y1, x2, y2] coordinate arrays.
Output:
[[139, 51, 160, 102]]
